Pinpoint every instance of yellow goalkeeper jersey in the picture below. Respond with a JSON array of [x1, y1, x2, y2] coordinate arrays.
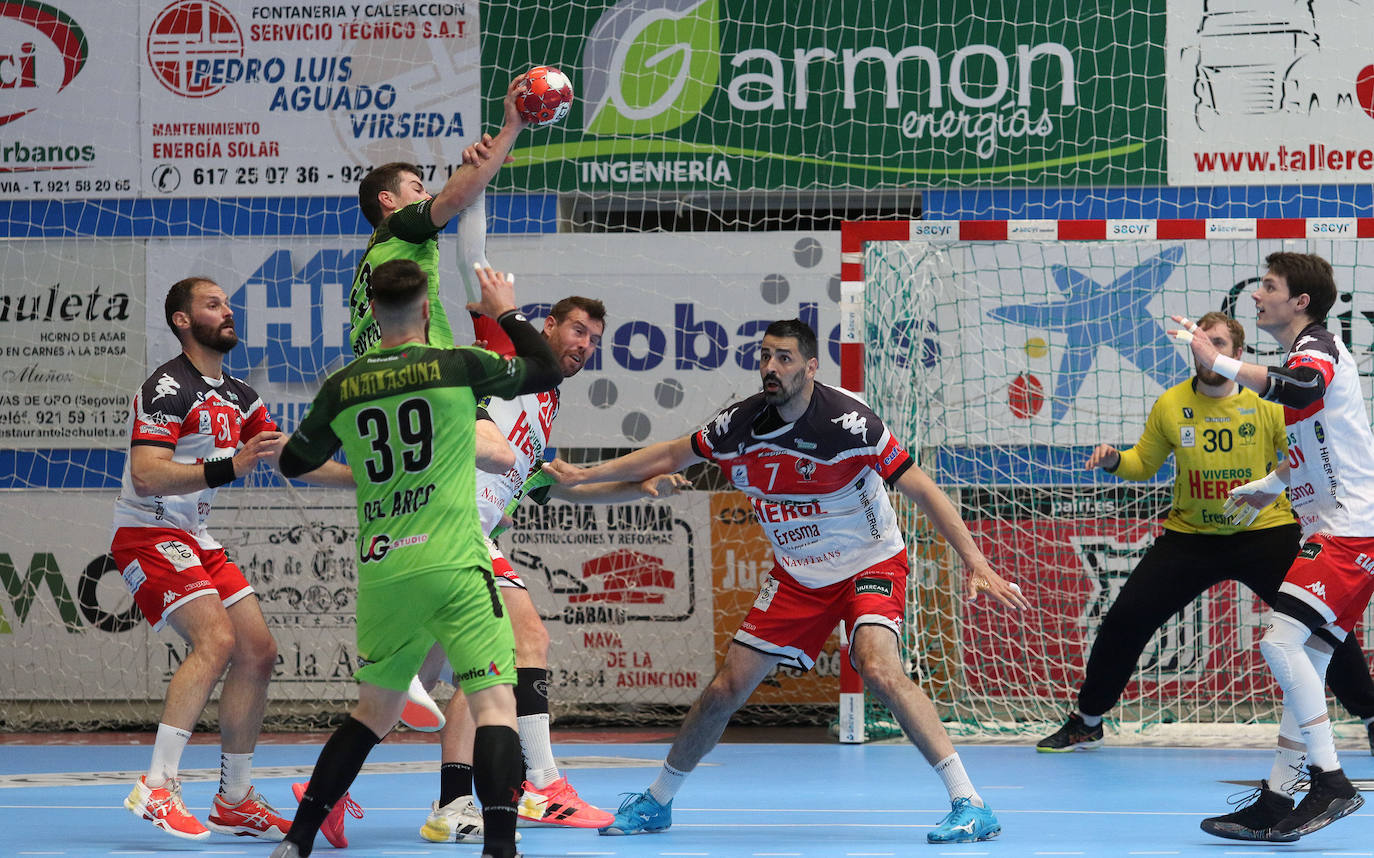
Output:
[[1109, 377, 1293, 535]]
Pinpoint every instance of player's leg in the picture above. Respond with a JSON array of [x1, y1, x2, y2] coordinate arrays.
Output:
[[419, 688, 489, 844], [503, 583, 614, 828], [1246, 524, 1374, 742], [442, 570, 520, 858], [1042, 530, 1218, 752], [272, 682, 402, 858], [600, 640, 780, 836], [130, 592, 233, 840], [112, 529, 235, 841], [206, 585, 292, 839]]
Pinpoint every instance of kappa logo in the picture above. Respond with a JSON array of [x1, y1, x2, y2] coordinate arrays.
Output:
[[1307, 581, 1328, 599], [714, 407, 738, 436], [831, 410, 869, 442], [152, 373, 180, 402], [161, 590, 177, 607], [1295, 335, 1319, 350]]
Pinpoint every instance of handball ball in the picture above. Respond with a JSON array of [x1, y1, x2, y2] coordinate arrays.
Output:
[[517, 66, 574, 127]]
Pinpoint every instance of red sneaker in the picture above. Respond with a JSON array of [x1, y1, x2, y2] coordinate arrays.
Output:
[[292, 782, 364, 848], [206, 787, 291, 839], [124, 775, 210, 841], [518, 776, 615, 828]]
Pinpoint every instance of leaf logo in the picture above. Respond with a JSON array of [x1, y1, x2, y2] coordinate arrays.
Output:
[[582, 0, 720, 136], [0, 0, 88, 127]]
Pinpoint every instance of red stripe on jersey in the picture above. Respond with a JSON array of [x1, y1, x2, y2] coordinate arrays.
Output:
[[873, 433, 911, 481], [1285, 399, 1325, 423], [1289, 352, 1335, 385], [472, 311, 514, 358]]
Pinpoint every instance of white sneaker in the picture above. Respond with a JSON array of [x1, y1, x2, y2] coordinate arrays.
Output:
[[400, 675, 445, 732], [419, 796, 519, 843]]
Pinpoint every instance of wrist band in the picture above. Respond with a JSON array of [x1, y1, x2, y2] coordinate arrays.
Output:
[[204, 457, 236, 488], [1212, 354, 1242, 380]]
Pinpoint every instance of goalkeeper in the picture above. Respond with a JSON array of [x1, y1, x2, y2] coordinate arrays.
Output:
[[1038, 311, 1374, 753]]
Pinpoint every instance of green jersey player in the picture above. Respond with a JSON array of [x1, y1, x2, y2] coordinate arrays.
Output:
[[272, 258, 560, 858]]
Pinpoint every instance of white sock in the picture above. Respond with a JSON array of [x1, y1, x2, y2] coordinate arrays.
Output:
[[1301, 718, 1340, 772], [218, 752, 253, 803], [147, 723, 192, 787], [647, 762, 689, 805], [934, 753, 983, 807], [1268, 746, 1307, 796], [517, 713, 560, 789], [1077, 711, 1102, 728]]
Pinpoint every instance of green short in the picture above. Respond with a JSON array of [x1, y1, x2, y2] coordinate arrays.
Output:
[[354, 564, 515, 695]]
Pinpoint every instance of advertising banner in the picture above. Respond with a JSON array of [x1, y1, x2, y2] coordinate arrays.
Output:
[[501, 491, 714, 705], [0, 3, 140, 198], [0, 241, 146, 448], [139, 0, 483, 198], [1166, 0, 1374, 185], [483, 0, 1162, 191], [145, 232, 840, 444]]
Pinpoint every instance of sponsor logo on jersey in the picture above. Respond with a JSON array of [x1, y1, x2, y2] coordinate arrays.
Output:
[[1295, 334, 1319, 350], [731, 465, 749, 486], [1314, 421, 1325, 443], [753, 575, 779, 611], [831, 410, 869, 442], [1299, 542, 1323, 560], [1307, 580, 1328, 599], [359, 532, 430, 563], [1180, 426, 1195, 447], [795, 459, 816, 481], [199, 410, 211, 433], [1239, 407, 1256, 414], [795, 438, 816, 450], [120, 560, 146, 594], [714, 407, 737, 436], [1355, 553, 1374, 574], [1239, 422, 1255, 438], [854, 576, 894, 597], [880, 447, 901, 467], [152, 373, 180, 402], [453, 663, 500, 683], [1182, 407, 1193, 419]]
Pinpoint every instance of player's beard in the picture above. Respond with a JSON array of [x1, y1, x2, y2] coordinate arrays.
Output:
[[191, 317, 239, 353], [762, 371, 803, 406], [1195, 358, 1228, 387]]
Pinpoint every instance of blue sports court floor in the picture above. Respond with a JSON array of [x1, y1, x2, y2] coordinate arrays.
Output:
[[3, 735, 1372, 857]]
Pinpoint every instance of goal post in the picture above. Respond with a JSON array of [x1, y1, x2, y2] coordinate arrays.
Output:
[[839, 217, 1374, 744]]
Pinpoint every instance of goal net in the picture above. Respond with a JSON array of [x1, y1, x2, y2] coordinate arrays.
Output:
[[846, 218, 1374, 744]]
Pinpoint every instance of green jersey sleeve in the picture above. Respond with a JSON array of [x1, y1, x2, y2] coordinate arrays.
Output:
[[281, 377, 344, 474], [348, 199, 451, 357]]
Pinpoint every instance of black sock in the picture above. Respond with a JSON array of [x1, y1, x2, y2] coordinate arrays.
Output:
[[514, 667, 549, 717], [473, 724, 522, 858], [440, 761, 474, 807], [286, 716, 383, 855]]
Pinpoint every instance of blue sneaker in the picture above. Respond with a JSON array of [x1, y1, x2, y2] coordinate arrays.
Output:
[[927, 797, 1001, 843], [599, 791, 672, 836]]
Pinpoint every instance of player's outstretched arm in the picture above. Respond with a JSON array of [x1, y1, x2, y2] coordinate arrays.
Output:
[[428, 74, 529, 226], [1170, 315, 1272, 394], [130, 431, 286, 496], [545, 436, 702, 488], [548, 470, 691, 503], [893, 464, 1031, 611], [476, 415, 516, 474], [287, 459, 356, 488]]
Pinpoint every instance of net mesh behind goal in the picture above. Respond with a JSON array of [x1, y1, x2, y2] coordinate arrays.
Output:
[[849, 220, 1374, 743]]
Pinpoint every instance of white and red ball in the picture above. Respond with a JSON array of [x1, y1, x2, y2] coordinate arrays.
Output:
[[517, 66, 574, 127]]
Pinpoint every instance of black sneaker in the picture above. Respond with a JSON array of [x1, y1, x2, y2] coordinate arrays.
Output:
[[1035, 713, 1104, 752], [1200, 780, 1296, 842], [1274, 766, 1364, 838], [1366, 720, 1374, 755]]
